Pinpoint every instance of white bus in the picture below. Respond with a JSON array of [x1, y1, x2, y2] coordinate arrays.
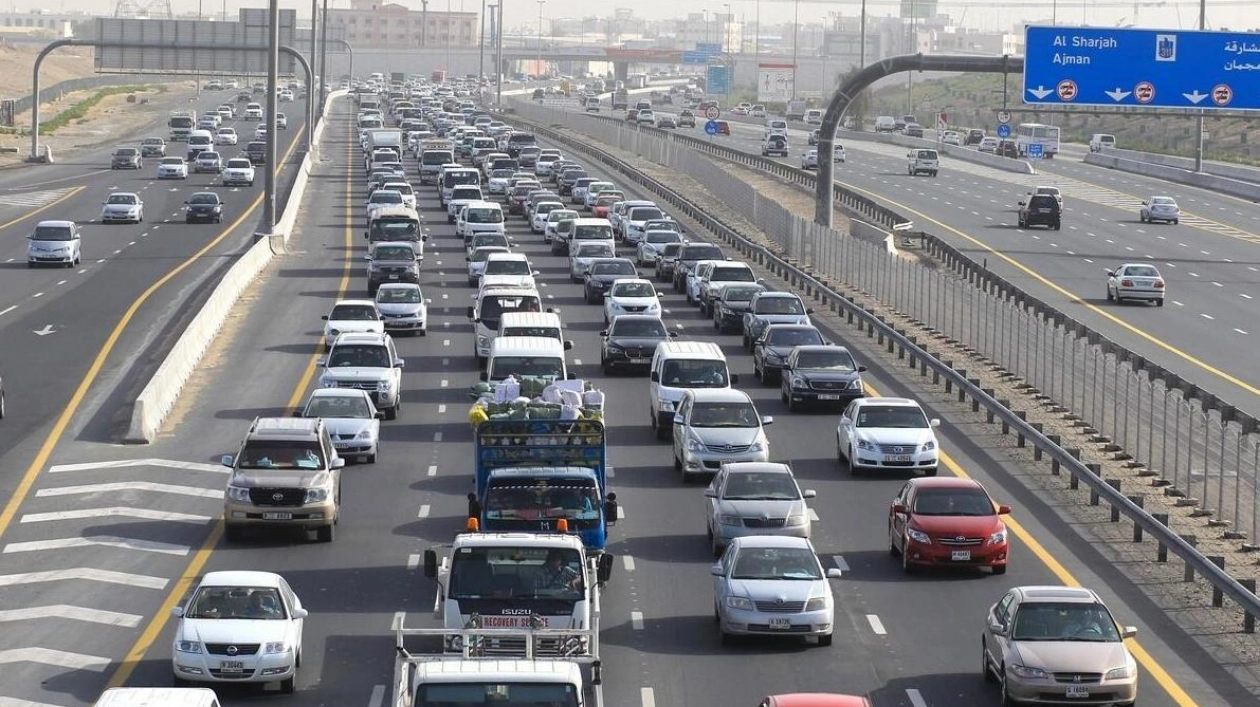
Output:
[[1015, 123, 1061, 158]]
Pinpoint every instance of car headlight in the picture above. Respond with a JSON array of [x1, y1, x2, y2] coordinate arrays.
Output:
[[305, 487, 331, 503], [725, 596, 754, 611], [1010, 664, 1050, 680], [226, 485, 251, 502], [176, 640, 203, 653], [320, 378, 339, 389], [1105, 665, 1134, 680], [328, 328, 340, 338], [856, 439, 876, 451], [606, 345, 624, 354], [378, 379, 394, 391], [906, 528, 931, 544], [987, 529, 1007, 545], [921, 440, 936, 451], [356, 429, 374, 440], [718, 514, 741, 526], [804, 596, 828, 612], [790, 376, 808, 389], [786, 514, 808, 527], [476, 335, 489, 346], [686, 436, 706, 453], [646, 302, 660, 312], [264, 642, 290, 654]]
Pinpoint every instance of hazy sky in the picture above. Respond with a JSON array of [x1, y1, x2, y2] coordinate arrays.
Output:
[[14, 0, 1260, 35]]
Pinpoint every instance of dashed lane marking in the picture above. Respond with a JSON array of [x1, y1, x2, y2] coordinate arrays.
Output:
[[0, 568, 167, 589], [34, 481, 222, 499], [417, 505, 431, 519], [20, 507, 210, 524], [622, 555, 636, 572], [4, 535, 189, 556], [0, 647, 111, 672], [641, 688, 656, 707], [407, 554, 421, 571], [866, 614, 887, 635], [831, 555, 849, 573], [0, 605, 143, 628], [368, 685, 386, 707], [906, 688, 928, 707], [630, 611, 644, 630]]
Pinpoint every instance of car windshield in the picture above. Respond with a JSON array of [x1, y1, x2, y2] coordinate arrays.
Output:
[[1122, 265, 1159, 277], [115, 148, 138, 156], [576, 244, 614, 258], [488, 355, 564, 380], [911, 487, 995, 516], [490, 169, 513, 178], [33, 225, 74, 241], [592, 261, 636, 276], [723, 472, 799, 500], [731, 547, 822, 580], [1151, 197, 1176, 205], [485, 259, 531, 275], [612, 282, 654, 297], [1010, 602, 1121, 642], [722, 287, 761, 303], [681, 245, 724, 261], [162, 157, 184, 165], [536, 203, 562, 215], [305, 394, 373, 418], [328, 344, 391, 368], [661, 360, 728, 387], [610, 318, 667, 337], [329, 304, 378, 321], [185, 586, 286, 620], [548, 211, 577, 223], [448, 547, 584, 601], [479, 295, 542, 328], [189, 194, 219, 205], [107, 194, 138, 205], [796, 350, 856, 370], [711, 267, 755, 282], [465, 208, 502, 224], [645, 231, 682, 245], [629, 207, 663, 221], [377, 287, 421, 303], [756, 297, 805, 315], [766, 328, 823, 347], [371, 221, 420, 241], [236, 440, 326, 470], [452, 188, 482, 200], [471, 234, 510, 249], [855, 405, 929, 428], [574, 225, 613, 239], [374, 246, 414, 260], [227, 159, 251, 168], [689, 402, 759, 428], [199, 152, 220, 161], [372, 192, 403, 204], [471, 248, 508, 263]]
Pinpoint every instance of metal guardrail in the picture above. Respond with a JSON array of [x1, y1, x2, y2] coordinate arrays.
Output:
[[501, 108, 1260, 632]]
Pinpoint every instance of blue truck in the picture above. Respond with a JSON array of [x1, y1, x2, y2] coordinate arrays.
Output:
[[469, 419, 617, 551]]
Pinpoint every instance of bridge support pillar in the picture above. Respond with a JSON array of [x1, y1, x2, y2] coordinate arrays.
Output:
[[613, 62, 630, 82]]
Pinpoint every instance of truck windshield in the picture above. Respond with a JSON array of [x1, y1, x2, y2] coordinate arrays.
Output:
[[485, 481, 601, 524], [415, 682, 579, 707], [661, 360, 728, 388], [449, 546, 584, 600], [422, 150, 454, 165], [369, 219, 420, 242]]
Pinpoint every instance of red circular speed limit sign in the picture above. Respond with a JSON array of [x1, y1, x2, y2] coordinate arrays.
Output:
[[705, 106, 720, 120], [1212, 83, 1233, 106], [1134, 81, 1155, 104], [1056, 79, 1079, 102]]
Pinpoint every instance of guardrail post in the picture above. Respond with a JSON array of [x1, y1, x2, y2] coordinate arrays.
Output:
[[1107, 479, 1123, 520], [1067, 450, 1083, 488], [1014, 412, 1028, 446], [1049, 435, 1062, 474], [1129, 495, 1146, 541], [1086, 464, 1103, 499], [970, 383, 983, 411], [1154, 513, 1171, 560], [1241, 579, 1257, 633], [1209, 556, 1226, 606], [1183, 536, 1199, 580]]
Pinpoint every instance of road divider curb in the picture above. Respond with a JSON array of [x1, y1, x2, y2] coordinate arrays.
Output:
[[836, 128, 1037, 175], [1085, 149, 1260, 201], [124, 89, 347, 443]]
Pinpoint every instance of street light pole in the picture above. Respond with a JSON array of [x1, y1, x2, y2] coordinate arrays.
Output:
[[906, 0, 915, 114], [536, 0, 546, 78], [791, 0, 799, 100], [479, 0, 486, 85], [495, 2, 504, 105], [1194, 0, 1206, 171], [754, 0, 760, 57], [859, 0, 866, 68], [421, 0, 428, 48], [319, 0, 328, 119]]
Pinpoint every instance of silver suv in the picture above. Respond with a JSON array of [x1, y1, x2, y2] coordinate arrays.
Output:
[[221, 417, 344, 543], [318, 332, 405, 419]]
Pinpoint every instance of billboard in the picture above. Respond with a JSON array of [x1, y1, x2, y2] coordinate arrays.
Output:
[[95, 9, 298, 76], [757, 63, 794, 103]]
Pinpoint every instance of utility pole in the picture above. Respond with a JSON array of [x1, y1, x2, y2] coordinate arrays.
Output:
[[479, 0, 486, 85], [421, 0, 428, 47], [536, 0, 546, 78], [264, 0, 280, 233], [494, 2, 504, 105], [791, 0, 799, 100], [319, 0, 328, 119], [1194, 0, 1206, 171]]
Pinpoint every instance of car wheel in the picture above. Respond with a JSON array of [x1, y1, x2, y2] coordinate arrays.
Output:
[[999, 667, 1017, 706], [1157, 299, 1165, 307], [280, 676, 296, 694], [365, 451, 377, 464], [1173, 219, 1179, 225], [224, 524, 245, 543], [753, 359, 762, 380], [901, 540, 916, 574], [1106, 286, 1114, 302], [719, 620, 734, 645], [924, 467, 938, 477], [992, 564, 1007, 575], [889, 523, 900, 556], [0, 390, 5, 419], [1054, 222, 1061, 230], [316, 524, 334, 543], [710, 532, 722, 558], [785, 391, 796, 412], [817, 633, 833, 647], [848, 447, 862, 476], [982, 639, 997, 683], [1140, 213, 1146, 222], [384, 405, 397, 421]]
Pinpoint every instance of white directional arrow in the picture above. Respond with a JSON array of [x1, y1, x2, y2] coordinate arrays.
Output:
[[32, 325, 54, 336], [0, 647, 111, 672], [1027, 85, 1054, 99], [1105, 88, 1132, 101], [1183, 90, 1208, 104], [170, 187, 181, 192], [0, 604, 143, 627]]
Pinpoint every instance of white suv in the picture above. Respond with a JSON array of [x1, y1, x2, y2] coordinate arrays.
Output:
[[317, 333, 405, 420], [835, 397, 940, 476]]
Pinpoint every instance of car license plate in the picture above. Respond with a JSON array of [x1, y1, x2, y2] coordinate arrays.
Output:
[[219, 661, 245, 672], [1065, 687, 1089, 698], [388, 274, 399, 280], [768, 618, 791, 630], [951, 550, 971, 562], [629, 358, 649, 364], [817, 394, 841, 400], [890, 454, 913, 462], [263, 512, 293, 520], [1038, 208, 1051, 213]]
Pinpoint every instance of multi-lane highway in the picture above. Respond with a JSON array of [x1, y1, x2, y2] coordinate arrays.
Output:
[[662, 113, 1260, 424], [0, 90, 310, 511], [0, 93, 1249, 707]]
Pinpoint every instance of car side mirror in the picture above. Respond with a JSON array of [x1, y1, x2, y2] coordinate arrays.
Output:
[[220, 454, 235, 468], [857, 366, 868, 372], [710, 562, 725, 576], [596, 553, 615, 583], [423, 549, 439, 579], [291, 608, 309, 619], [1018, 201, 1026, 206], [171, 606, 185, 617], [668, 331, 679, 338], [805, 308, 815, 314], [825, 567, 843, 578], [467, 306, 475, 319], [1105, 270, 1115, 277], [802, 489, 817, 499], [1141, 200, 1148, 205], [997, 504, 1012, 515], [563, 340, 574, 351], [1121, 626, 1138, 639], [930, 418, 941, 428], [331, 457, 346, 469], [703, 488, 717, 498], [395, 359, 406, 369], [374, 411, 386, 420], [989, 620, 1006, 636], [729, 373, 740, 384], [650, 371, 660, 382], [321, 315, 329, 320], [761, 415, 774, 426], [892, 503, 907, 514]]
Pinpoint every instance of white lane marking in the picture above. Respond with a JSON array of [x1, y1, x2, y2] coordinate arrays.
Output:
[[906, 688, 928, 707], [438, 404, 447, 413], [1201, 313, 1215, 320], [622, 555, 636, 572], [418, 504, 431, 518], [77, 268, 86, 274], [443, 339, 450, 346], [407, 554, 421, 570], [56, 280, 66, 286], [442, 358, 450, 366], [574, 358, 583, 366], [866, 614, 887, 635], [641, 688, 656, 707], [35, 481, 222, 499], [808, 508, 820, 522], [0, 604, 143, 627], [0, 567, 167, 589], [440, 379, 449, 388], [1235, 328, 1249, 335], [631, 611, 645, 630], [1241, 294, 1253, 299], [617, 506, 626, 521], [0, 305, 17, 318], [368, 685, 386, 707], [831, 555, 850, 573], [0, 647, 112, 672], [607, 466, 615, 478], [21, 507, 210, 524], [427, 465, 438, 477], [434, 431, 443, 442], [391, 612, 406, 631], [49, 459, 225, 473], [4, 535, 189, 556], [32, 292, 43, 298], [96, 259, 105, 263], [1213, 282, 1224, 287]]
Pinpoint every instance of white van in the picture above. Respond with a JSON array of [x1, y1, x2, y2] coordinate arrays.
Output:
[[441, 167, 481, 206], [567, 217, 616, 254], [804, 109, 824, 125], [94, 688, 222, 707], [482, 336, 569, 385], [764, 119, 788, 136], [907, 148, 939, 177], [185, 130, 214, 161], [1089, 133, 1116, 152], [468, 285, 544, 365], [648, 340, 737, 438], [498, 311, 572, 351], [874, 115, 897, 133], [456, 200, 506, 239]]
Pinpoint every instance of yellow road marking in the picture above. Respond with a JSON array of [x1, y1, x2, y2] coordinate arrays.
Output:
[[105, 115, 353, 688], [0, 126, 306, 542], [834, 177, 1260, 400], [0, 185, 85, 231], [862, 380, 1199, 707]]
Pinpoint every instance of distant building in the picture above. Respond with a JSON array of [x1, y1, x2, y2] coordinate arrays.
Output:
[[327, 0, 478, 48], [0, 9, 89, 37], [677, 12, 743, 53]]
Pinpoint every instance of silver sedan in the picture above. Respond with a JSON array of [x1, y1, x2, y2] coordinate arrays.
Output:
[[705, 462, 815, 556], [712, 535, 841, 646], [1139, 196, 1180, 224]]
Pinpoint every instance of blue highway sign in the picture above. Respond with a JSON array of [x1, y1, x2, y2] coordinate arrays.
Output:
[[682, 51, 709, 65], [705, 120, 720, 135], [1024, 25, 1260, 109], [706, 65, 730, 95], [996, 124, 1011, 138], [1027, 143, 1044, 158]]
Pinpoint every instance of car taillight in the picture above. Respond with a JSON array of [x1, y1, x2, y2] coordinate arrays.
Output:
[[1121, 279, 1134, 287], [1154, 279, 1165, 289]]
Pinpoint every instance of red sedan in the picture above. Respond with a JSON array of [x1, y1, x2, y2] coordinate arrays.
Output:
[[759, 695, 871, 707], [888, 477, 1010, 574]]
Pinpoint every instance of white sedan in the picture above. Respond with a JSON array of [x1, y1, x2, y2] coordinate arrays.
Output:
[[800, 150, 820, 170], [215, 128, 238, 145], [1140, 196, 1180, 225], [156, 156, 189, 179], [322, 298, 384, 347], [299, 388, 381, 463], [531, 201, 566, 234], [171, 570, 306, 692], [101, 192, 144, 224], [1106, 263, 1166, 306], [604, 278, 662, 323]]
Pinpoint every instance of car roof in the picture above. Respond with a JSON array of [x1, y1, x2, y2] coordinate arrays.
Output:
[[308, 387, 373, 400], [199, 570, 284, 588], [36, 220, 75, 227], [855, 396, 920, 407], [731, 534, 813, 550], [686, 388, 752, 403], [376, 282, 420, 291], [610, 278, 653, 287], [486, 252, 528, 261], [722, 461, 792, 476], [332, 332, 390, 345], [764, 323, 818, 332], [1015, 586, 1100, 603], [908, 476, 985, 492], [331, 299, 376, 308]]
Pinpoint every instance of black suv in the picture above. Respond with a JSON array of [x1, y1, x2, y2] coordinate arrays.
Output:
[[244, 141, 267, 164], [964, 128, 985, 146], [1018, 194, 1061, 230]]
